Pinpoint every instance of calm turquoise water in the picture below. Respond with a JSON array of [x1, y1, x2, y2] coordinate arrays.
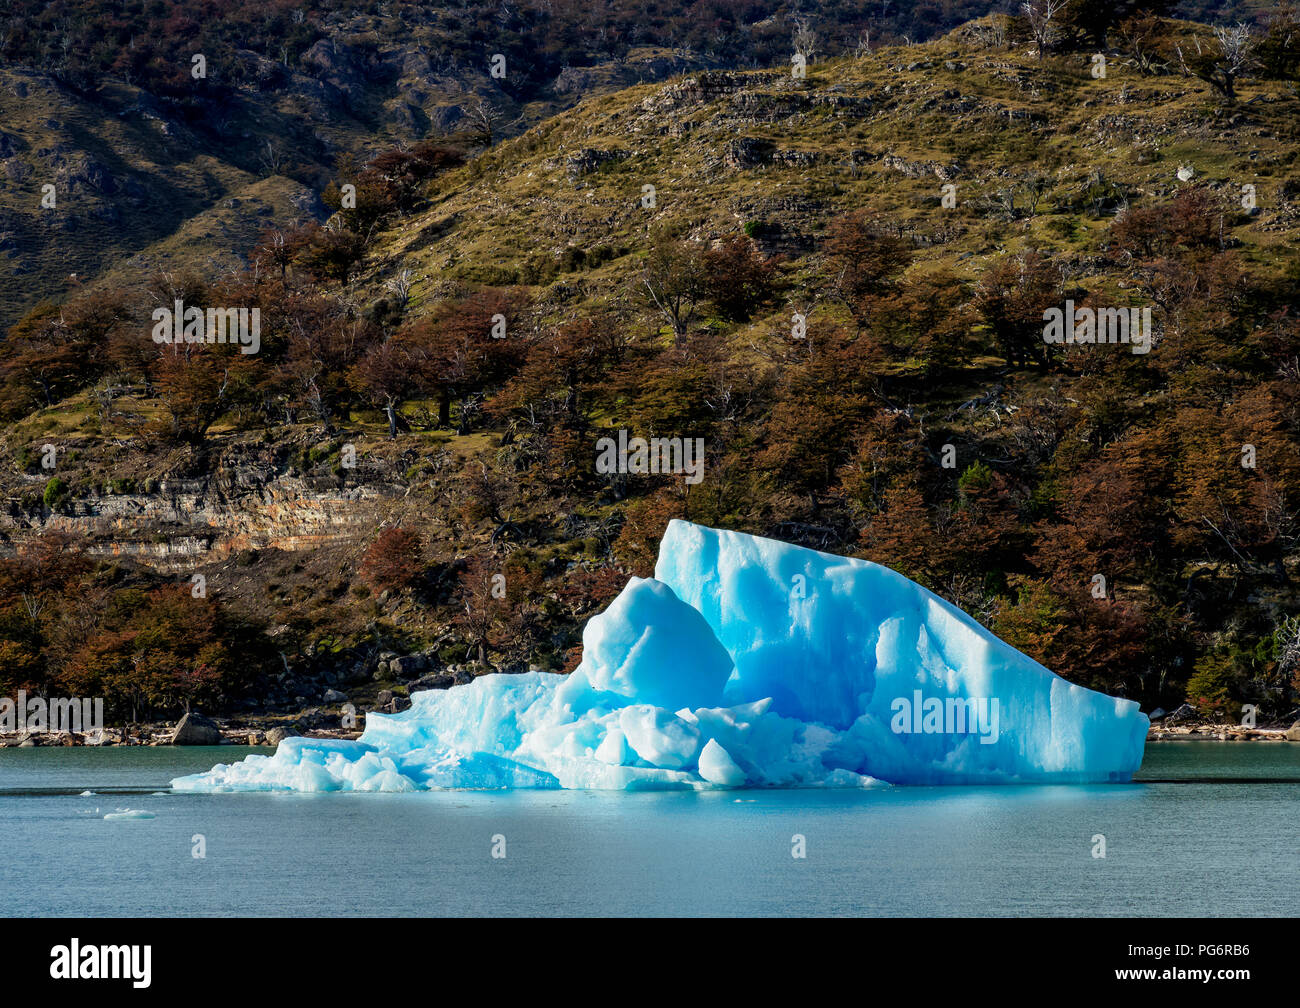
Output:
[[2, 742, 1297, 916]]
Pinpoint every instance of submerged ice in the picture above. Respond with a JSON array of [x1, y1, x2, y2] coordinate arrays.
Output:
[[173, 521, 1148, 793]]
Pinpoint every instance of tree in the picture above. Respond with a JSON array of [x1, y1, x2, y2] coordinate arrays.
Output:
[[860, 476, 943, 586], [1063, 1, 1173, 49], [489, 316, 619, 429], [973, 251, 1061, 369], [1185, 652, 1235, 718], [1177, 23, 1255, 101], [792, 18, 817, 64], [452, 556, 546, 670], [293, 223, 367, 284], [352, 337, 421, 439], [280, 293, 381, 428], [400, 289, 528, 431], [1257, 4, 1300, 81], [759, 328, 881, 492], [1110, 187, 1223, 261], [703, 235, 777, 322], [822, 212, 913, 319], [642, 233, 708, 345], [1116, 14, 1172, 75], [1022, 0, 1066, 57], [150, 346, 237, 447], [359, 528, 425, 594]]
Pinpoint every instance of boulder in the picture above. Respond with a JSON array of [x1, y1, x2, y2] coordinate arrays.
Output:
[[322, 688, 348, 704], [170, 712, 222, 746], [451, 666, 475, 686], [390, 655, 426, 679], [376, 689, 394, 707], [1287, 721, 1300, 742], [410, 673, 454, 693], [265, 726, 300, 746]]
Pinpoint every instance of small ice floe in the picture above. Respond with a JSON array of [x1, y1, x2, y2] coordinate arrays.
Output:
[[103, 809, 156, 820], [78, 790, 94, 796]]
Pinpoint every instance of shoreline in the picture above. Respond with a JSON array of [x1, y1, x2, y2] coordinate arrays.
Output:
[[0, 718, 366, 747], [2, 721, 1296, 747]]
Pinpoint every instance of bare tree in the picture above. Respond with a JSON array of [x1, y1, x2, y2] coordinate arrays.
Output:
[[1278, 615, 1300, 683], [1117, 15, 1168, 76], [386, 269, 414, 311], [466, 97, 501, 146], [1018, 173, 1051, 218], [1177, 23, 1255, 101], [969, 16, 1010, 50], [792, 18, 818, 64], [260, 139, 285, 176], [1022, 0, 1065, 58]]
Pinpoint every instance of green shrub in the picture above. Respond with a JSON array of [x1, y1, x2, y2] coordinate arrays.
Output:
[[43, 477, 68, 509]]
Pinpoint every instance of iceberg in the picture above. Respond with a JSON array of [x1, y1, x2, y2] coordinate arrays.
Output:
[[173, 520, 1147, 793]]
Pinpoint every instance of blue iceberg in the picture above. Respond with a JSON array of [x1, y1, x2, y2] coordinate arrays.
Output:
[[173, 520, 1148, 792]]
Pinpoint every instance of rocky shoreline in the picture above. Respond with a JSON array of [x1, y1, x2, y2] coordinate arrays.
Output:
[[0, 707, 367, 747], [0, 665, 455, 748], [4, 704, 1300, 748], [1145, 702, 1300, 742]]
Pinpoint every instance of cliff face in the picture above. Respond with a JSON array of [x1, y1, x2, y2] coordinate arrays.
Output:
[[0, 463, 403, 572]]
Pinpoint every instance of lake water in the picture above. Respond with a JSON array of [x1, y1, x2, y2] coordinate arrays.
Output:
[[2, 742, 1297, 916]]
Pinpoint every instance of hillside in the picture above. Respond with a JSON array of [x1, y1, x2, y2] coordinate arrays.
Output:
[[1, 6, 1298, 731], [0, 0, 1277, 332]]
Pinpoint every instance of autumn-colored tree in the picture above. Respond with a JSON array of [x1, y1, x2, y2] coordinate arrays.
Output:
[[452, 555, 547, 670], [252, 223, 318, 280], [1032, 429, 1174, 589], [292, 223, 367, 284], [324, 141, 466, 233], [759, 327, 881, 492], [837, 410, 927, 517], [859, 475, 943, 586], [993, 576, 1148, 695], [613, 492, 687, 577], [0, 290, 128, 417], [488, 316, 619, 430], [149, 345, 240, 447], [703, 234, 778, 322], [822, 211, 913, 323], [358, 527, 425, 594], [1110, 186, 1223, 261], [60, 586, 236, 720], [866, 269, 975, 371], [278, 290, 382, 427], [973, 250, 1061, 369], [398, 289, 529, 431]]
